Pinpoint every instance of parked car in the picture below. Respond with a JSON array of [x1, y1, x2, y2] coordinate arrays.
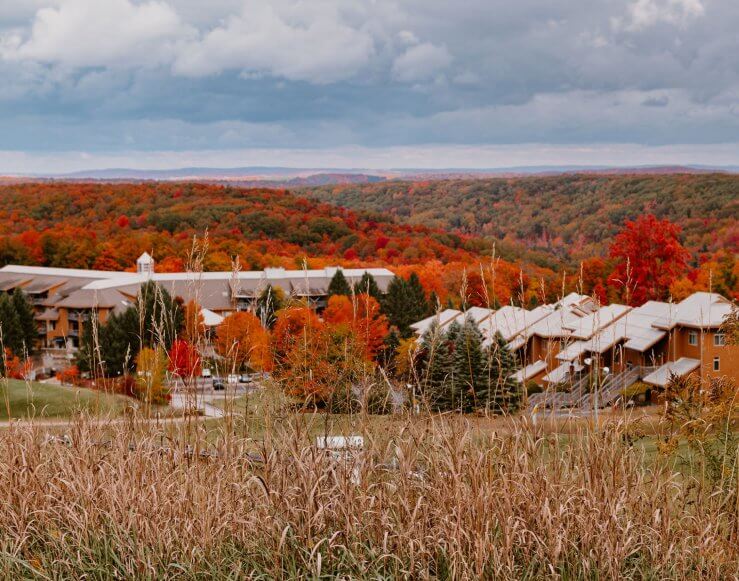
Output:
[[227, 374, 239, 385], [238, 374, 253, 384], [201, 368, 212, 378], [212, 378, 225, 391]]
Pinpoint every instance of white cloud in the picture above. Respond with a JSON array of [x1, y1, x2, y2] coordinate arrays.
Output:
[[172, 1, 375, 83], [618, 0, 705, 31], [392, 41, 451, 82], [2, 0, 193, 68]]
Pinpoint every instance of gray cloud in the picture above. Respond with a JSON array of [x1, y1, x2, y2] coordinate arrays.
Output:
[[0, 0, 737, 167]]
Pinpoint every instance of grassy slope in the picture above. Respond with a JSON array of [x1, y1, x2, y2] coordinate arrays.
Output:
[[0, 380, 129, 420]]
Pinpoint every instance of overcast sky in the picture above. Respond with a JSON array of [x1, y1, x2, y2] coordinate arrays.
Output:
[[1, 0, 738, 172]]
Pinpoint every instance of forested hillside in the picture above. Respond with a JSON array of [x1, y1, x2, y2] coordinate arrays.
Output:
[[0, 182, 485, 271], [0, 180, 734, 305], [301, 174, 738, 264]]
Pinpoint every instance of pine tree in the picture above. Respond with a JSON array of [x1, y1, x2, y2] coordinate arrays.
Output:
[[99, 307, 140, 376], [427, 291, 440, 316], [383, 276, 408, 336], [378, 327, 400, 370], [405, 273, 429, 323], [12, 289, 37, 356], [383, 274, 429, 338], [137, 281, 183, 350], [75, 314, 97, 375], [256, 284, 284, 328], [420, 320, 457, 411], [480, 331, 522, 413], [454, 315, 485, 412], [353, 272, 382, 302], [327, 270, 351, 297], [0, 293, 23, 356]]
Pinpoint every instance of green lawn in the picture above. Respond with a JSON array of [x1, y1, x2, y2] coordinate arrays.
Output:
[[0, 379, 131, 421]]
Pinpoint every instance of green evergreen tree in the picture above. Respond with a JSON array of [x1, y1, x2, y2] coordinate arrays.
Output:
[[383, 274, 429, 338], [427, 291, 440, 317], [420, 320, 463, 411], [353, 272, 382, 302], [454, 315, 485, 412], [137, 281, 184, 350], [0, 293, 23, 356], [12, 289, 37, 355], [480, 331, 522, 413], [99, 307, 140, 376], [256, 284, 285, 328], [75, 314, 97, 375], [327, 270, 351, 297], [378, 327, 400, 370], [382, 276, 408, 336], [420, 320, 449, 410], [405, 273, 429, 323]]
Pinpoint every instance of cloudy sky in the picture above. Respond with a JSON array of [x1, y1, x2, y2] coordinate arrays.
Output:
[[1, 0, 738, 172]]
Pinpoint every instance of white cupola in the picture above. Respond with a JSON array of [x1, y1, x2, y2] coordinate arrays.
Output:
[[136, 252, 155, 276]]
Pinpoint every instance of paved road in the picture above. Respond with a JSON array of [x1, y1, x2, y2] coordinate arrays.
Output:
[[169, 392, 226, 418]]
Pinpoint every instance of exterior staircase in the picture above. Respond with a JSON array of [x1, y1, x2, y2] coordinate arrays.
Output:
[[528, 365, 648, 413], [578, 366, 642, 409]]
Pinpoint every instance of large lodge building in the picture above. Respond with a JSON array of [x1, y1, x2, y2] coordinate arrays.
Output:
[[0, 253, 394, 362]]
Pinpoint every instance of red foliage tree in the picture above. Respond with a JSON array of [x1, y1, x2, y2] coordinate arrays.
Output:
[[608, 214, 690, 305], [167, 339, 201, 379]]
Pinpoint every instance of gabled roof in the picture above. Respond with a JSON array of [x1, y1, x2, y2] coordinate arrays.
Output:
[[201, 308, 224, 327], [652, 292, 732, 330], [543, 362, 584, 384], [511, 360, 548, 383], [0, 277, 30, 292], [0, 264, 135, 279], [464, 306, 494, 325], [411, 309, 463, 337], [479, 305, 550, 345], [563, 304, 631, 340], [643, 357, 701, 387]]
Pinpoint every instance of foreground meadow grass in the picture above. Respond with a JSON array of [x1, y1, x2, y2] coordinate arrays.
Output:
[[0, 391, 737, 580]]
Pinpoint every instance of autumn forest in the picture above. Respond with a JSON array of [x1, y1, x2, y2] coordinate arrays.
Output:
[[0, 177, 735, 309]]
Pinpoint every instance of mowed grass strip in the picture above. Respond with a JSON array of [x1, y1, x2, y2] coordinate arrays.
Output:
[[0, 379, 130, 420]]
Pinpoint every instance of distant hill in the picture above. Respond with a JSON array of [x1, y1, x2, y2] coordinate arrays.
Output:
[[14, 163, 738, 182], [301, 173, 739, 264]]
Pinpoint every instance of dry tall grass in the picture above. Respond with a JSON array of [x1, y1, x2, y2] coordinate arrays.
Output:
[[0, 408, 736, 579]]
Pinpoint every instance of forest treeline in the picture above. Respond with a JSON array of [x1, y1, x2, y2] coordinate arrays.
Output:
[[0, 182, 486, 271], [301, 173, 738, 266], [0, 180, 735, 306]]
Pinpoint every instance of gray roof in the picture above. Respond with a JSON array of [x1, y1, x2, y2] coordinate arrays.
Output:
[[653, 292, 732, 330], [643, 358, 701, 387]]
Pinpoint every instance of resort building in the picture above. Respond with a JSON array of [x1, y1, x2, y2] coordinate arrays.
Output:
[[0, 256, 395, 357], [412, 291, 738, 404]]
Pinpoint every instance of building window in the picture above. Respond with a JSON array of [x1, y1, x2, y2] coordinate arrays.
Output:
[[688, 331, 698, 346], [713, 357, 720, 372], [714, 333, 725, 347]]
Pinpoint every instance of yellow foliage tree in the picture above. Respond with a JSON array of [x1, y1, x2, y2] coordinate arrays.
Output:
[[135, 346, 169, 405]]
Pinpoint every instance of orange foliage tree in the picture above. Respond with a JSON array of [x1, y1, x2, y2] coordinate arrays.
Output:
[[215, 311, 272, 372], [272, 306, 323, 365], [323, 294, 389, 359]]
